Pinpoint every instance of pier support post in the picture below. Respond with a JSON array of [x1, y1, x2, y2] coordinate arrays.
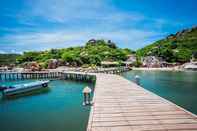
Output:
[[134, 75, 141, 85]]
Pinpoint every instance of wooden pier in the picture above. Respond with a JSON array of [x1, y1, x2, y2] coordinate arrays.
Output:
[[61, 72, 96, 82], [1, 69, 196, 130], [91, 67, 130, 74], [0, 67, 129, 81], [0, 72, 61, 81], [87, 74, 197, 131], [0, 72, 96, 82]]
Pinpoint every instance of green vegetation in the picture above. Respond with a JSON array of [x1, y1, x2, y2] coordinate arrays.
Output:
[[0, 54, 21, 66], [137, 27, 197, 63], [133, 56, 142, 67], [1, 27, 196, 67], [16, 40, 133, 67]]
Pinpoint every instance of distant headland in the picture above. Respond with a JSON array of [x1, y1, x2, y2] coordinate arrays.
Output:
[[0, 26, 197, 72]]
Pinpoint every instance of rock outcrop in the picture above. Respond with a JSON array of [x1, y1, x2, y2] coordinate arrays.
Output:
[[23, 62, 41, 71], [47, 59, 64, 69]]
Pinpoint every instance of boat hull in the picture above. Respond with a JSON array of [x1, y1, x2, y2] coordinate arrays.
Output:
[[3, 81, 49, 97]]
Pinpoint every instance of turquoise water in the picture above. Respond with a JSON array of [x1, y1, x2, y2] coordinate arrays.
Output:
[[0, 80, 93, 131], [1, 71, 197, 131], [121, 70, 197, 115]]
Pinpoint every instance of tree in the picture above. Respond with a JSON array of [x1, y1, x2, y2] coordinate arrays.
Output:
[[174, 49, 192, 63], [108, 42, 117, 49], [16, 52, 41, 63], [160, 48, 175, 62], [0, 54, 20, 65], [14, 39, 134, 67], [192, 51, 197, 59]]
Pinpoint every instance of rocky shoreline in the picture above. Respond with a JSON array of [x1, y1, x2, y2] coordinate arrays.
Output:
[[132, 67, 183, 71]]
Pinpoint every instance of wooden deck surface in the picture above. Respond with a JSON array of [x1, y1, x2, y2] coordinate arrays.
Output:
[[87, 74, 197, 131]]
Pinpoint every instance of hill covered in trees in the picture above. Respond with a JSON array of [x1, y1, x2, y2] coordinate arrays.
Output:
[[15, 39, 133, 68], [0, 54, 21, 66], [137, 26, 197, 63], [1, 26, 197, 67]]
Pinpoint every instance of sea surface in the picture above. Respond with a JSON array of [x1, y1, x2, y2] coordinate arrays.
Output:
[[0, 80, 94, 131], [121, 70, 197, 115], [1, 71, 197, 131]]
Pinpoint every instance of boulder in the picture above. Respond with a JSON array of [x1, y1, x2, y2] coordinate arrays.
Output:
[[23, 62, 41, 71], [47, 59, 63, 69]]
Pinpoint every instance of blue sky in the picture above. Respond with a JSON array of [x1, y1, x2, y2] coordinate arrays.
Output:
[[0, 0, 197, 53]]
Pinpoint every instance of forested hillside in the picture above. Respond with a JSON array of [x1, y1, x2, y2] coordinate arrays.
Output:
[[0, 54, 21, 66], [16, 39, 133, 67], [137, 26, 197, 63], [1, 26, 197, 67]]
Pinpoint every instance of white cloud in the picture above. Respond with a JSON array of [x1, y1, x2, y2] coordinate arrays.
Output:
[[29, 0, 106, 23], [0, 28, 164, 53], [16, 0, 144, 26], [1, 0, 169, 53]]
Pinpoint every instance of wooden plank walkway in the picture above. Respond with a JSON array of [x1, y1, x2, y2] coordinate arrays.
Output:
[[87, 74, 197, 131]]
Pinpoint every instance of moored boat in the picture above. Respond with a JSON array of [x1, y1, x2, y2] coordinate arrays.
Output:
[[2, 80, 50, 97]]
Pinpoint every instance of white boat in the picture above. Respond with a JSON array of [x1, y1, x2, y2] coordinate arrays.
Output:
[[3, 80, 50, 96]]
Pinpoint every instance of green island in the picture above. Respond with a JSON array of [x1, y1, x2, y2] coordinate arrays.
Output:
[[1, 26, 197, 71]]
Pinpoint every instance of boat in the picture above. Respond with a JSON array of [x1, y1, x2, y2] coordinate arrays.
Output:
[[2, 80, 50, 97]]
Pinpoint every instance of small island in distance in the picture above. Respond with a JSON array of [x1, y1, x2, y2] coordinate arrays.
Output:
[[0, 26, 197, 72]]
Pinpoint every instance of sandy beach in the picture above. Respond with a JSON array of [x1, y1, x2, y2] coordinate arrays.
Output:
[[132, 67, 183, 71]]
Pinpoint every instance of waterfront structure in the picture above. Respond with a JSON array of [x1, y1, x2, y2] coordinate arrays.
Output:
[[0, 67, 129, 81], [87, 74, 197, 131], [0, 69, 197, 130]]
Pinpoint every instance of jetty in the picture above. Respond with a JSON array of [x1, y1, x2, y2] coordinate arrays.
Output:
[[0, 67, 129, 81], [87, 74, 197, 131], [0, 69, 197, 130]]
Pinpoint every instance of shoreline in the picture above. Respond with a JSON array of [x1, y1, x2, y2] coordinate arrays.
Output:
[[132, 67, 183, 71]]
